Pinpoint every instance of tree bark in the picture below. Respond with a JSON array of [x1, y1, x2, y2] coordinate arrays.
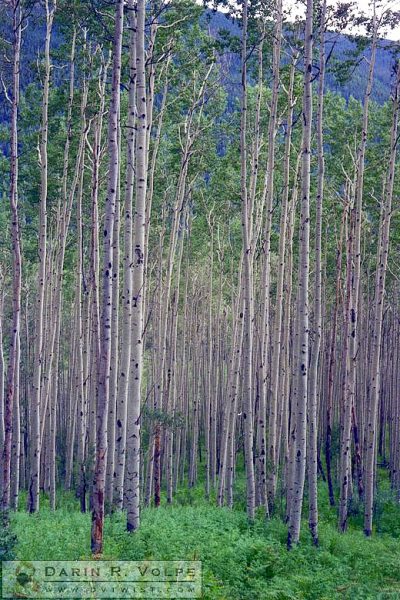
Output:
[[27, 0, 56, 514], [287, 0, 313, 549], [364, 61, 400, 536], [91, 0, 124, 555], [126, 0, 147, 532]]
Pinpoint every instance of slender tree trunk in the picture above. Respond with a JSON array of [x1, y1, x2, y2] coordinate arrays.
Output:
[[27, 0, 56, 514], [325, 204, 347, 507], [308, 0, 326, 546], [2, 0, 22, 512], [0, 290, 5, 501], [87, 54, 109, 505], [364, 61, 400, 536], [105, 155, 120, 510], [91, 0, 123, 555], [339, 9, 377, 532], [240, 0, 256, 521], [114, 6, 136, 510], [287, 0, 313, 548], [262, 0, 283, 512], [75, 141, 86, 513], [126, 0, 147, 532]]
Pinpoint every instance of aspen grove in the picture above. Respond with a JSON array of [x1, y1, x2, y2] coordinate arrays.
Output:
[[1, 0, 400, 564]]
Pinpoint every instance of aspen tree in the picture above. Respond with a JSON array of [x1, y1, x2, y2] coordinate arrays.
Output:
[[106, 180, 120, 510], [114, 5, 136, 510], [173, 242, 192, 493], [87, 52, 110, 492], [166, 216, 187, 504], [46, 26, 77, 498], [1, 0, 22, 512], [217, 281, 244, 507], [27, 0, 56, 514], [75, 135, 86, 513], [364, 61, 400, 536], [0, 286, 4, 489], [240, 0, 256, 521], [308, 0, 326, 546], [126, 0, 147, 532], [267, 43, 298, 514], [250, 34, 265, 508], [338, 180, 356, 532], [261, 0, 283, 512], [281, 171, 299, 497], [54, 37, 90, 503], [150, 64, 213, 507], [339, 6, 377, 532], [91, 0, 124, 555], [65, 304, 79, 491], [391, 309, 400, 495], [60, 34, 89, 507], [287, 0, 313, 548], [48, 311, 60, 510], [325, 203, 347, 507], [4, 0, 400, 556], [204, 210, 214, 499]]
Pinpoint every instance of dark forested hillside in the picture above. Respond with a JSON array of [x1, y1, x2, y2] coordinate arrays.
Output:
[[0, 5, 396, 123], [205, 9, 395, 103]]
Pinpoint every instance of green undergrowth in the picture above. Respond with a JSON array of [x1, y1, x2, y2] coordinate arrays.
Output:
[[7, 474, 400, 599]]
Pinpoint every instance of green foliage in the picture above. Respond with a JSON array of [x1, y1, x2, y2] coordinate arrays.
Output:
[[0, 510, 17, 561], [10, 474, 400, 600], [141, 406, 185, 429]]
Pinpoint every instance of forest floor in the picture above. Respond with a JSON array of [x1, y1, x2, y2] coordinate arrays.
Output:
[[6, 473, 400, 600]]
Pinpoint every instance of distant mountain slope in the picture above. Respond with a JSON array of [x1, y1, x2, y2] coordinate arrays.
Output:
[[0, 4, 396, 124], [205, 9, 396, 104]]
